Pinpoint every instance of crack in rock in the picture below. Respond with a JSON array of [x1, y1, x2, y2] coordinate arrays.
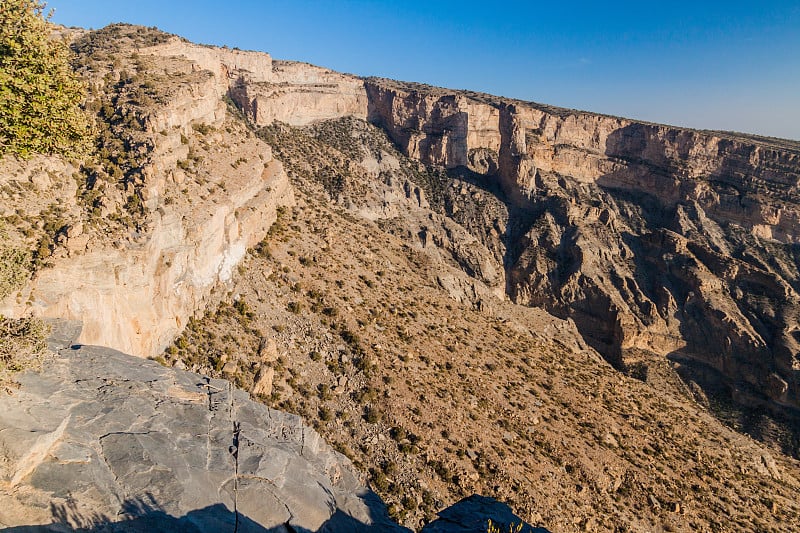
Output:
[[229, 381, 241, 533]]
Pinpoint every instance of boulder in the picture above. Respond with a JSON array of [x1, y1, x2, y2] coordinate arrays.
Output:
[[421, 495, 549, 533]]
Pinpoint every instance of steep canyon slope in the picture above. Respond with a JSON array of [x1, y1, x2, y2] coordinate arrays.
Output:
[[167, 117, 800, 531]]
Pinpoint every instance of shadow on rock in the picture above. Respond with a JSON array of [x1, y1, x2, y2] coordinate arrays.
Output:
[[1, 492, 408, 533]]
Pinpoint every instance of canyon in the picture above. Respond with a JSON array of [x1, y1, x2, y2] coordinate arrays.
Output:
[[1, 23, 799, 532]]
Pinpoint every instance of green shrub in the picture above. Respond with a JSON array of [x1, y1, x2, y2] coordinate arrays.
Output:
[[363, 405, 381, 424], [0, 244, 30, 301], [0, 0, 92, 158]]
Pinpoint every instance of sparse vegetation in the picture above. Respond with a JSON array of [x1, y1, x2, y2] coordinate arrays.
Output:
[[0, 222, 30, 300], [0, 315, 49, 389]]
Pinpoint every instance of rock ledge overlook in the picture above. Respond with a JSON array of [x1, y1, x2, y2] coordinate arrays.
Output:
[[0, 322, 407, 532]]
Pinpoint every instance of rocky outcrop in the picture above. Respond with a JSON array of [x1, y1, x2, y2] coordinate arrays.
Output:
[[0, 32, 300, 358], [365, 81, 501, 174], [0, 322, 408, 532], [421, 495, 549, 533], [363, 78, 800, 416], [1, 138, 293, 359], [236, 60, 368, 126], [146, 37, 368, 128]]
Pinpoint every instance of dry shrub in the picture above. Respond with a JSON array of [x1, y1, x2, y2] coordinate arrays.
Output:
[[0, 315, 50, 389]]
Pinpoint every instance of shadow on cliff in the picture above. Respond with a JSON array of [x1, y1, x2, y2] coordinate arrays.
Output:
[[443, 165, 541, 277], [0, 492, 404, 533], [669, 351, 800, 458], [598, 124, 800, 458]]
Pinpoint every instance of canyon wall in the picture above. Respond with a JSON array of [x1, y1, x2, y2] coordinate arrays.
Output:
[[366, 80, 800, 233], [2, 36, 294, 357], [1, 36, 371, 358], [3, 27, 798, 414], [364, 79, 800, 414], [11, 156, 292, 357], [150, 39, 368, 127]]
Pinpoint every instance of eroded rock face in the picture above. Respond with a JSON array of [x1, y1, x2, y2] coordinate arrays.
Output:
[[1, 35, 376, 359], [151, 32, 370, 128], [0, 33, 300, 358], [364, 78, 800, 416], [0, 324, 408, 532]]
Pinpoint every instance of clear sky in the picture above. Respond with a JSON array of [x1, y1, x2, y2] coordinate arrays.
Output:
[[47, 0, 800, 140]]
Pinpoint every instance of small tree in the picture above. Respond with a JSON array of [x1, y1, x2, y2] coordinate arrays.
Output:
[[0, 0, 91, 158]]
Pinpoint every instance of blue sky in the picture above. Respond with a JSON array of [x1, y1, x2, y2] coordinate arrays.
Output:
[[48, 1, 800, 140]]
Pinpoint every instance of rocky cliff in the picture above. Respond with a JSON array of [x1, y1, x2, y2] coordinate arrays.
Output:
[[363, 78, 800, 420], [147, 37, 368, 127], [1, 26, 294, 357]]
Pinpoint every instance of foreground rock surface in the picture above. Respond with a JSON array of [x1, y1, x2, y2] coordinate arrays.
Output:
[[0, 325, 408, 533]]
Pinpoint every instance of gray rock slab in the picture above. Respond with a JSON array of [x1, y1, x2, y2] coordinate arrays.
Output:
[[0, 339, 410, 533]]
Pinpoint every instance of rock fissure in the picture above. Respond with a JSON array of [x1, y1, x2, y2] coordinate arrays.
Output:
[[226, 381, 242, 533], [97, 431, 153, 441]]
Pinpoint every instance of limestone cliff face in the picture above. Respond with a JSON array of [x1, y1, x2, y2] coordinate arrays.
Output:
[[1, 35, 295, 358], [363, 79, 800, 414], [15, 157, 292, 358], [251, 60, 368, 126], [150, 38, 368, 127], [365, 81, 501, 171], [366, 81, 800, 226]]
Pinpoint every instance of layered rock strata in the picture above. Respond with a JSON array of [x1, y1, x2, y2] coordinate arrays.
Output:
[[149, 38, 369, 127], [363, 78, 800, 414]]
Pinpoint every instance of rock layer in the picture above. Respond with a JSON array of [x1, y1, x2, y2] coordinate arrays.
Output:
[[151, 38, 368, 127], [363, 78, 800, 415]]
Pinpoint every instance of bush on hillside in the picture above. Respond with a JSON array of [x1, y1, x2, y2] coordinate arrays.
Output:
[[0, 0, 91, 158], [0, 245, 30, 301], [0, 222, 31, 301]]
